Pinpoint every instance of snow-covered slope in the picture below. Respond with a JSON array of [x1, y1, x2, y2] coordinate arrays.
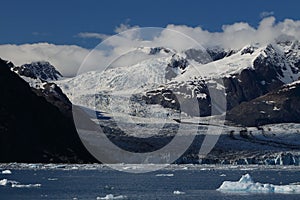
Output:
[[179, 43, 299, 81], [56, 41, 300, 121], [57, 47, 190, 117], [11, 61, 63, 89], [12, 61, 62, 81]]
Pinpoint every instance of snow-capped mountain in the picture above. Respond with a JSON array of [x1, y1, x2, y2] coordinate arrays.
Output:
[[13, 61, 62, 81], [56, 40, 300, 125], [9, 61, 72, 117], [7, 39, 300, 127], [57, 47, 191, 119], [2, 38, 300, 165]]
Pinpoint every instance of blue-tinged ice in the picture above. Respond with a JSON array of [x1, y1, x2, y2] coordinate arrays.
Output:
[[217, 174, 300, 194]]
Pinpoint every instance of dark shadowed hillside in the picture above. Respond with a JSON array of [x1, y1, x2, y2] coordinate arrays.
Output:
[[0, 59, 97, 163]]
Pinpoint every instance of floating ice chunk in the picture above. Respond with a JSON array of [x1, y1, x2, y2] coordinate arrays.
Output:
[[173, 190, 185, 195], [0, 179, 41, 188], [273, 106, 280, 111], [1, 170, 12, 174], [217, 174, 300, 194], [11, 183, 41, 188], [47, 178, 58, 181], [182, 167, 188, 170], [96, 194, 127, 199], [220, 174, 226, 177], [0, 179, 18, 186], [155, 173, 174, 177]]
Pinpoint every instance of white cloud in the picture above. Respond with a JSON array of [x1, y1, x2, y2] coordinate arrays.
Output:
[[260, 11, 275, 18], [76, 32, 110, 40], [0, 43, 90, 77], [76, 23, 139, 40], [114, 23, 139, 33], [165, 17, 300, 49], [1, 17, 300, 77]]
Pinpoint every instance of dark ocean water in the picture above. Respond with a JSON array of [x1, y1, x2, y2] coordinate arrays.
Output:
[[1, 165, 300, 199]]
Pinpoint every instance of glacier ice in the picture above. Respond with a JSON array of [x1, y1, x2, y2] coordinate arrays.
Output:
[[217, 174, 300, 193]]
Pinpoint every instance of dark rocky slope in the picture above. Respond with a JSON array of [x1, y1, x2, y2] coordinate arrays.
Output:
[[226, 81, 300, 127], [0, 59, 97, 163]]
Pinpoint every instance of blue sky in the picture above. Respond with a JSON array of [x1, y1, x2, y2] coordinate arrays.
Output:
[[1, 0, 299, 49]]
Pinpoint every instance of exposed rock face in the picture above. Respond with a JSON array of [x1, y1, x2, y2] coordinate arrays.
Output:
[[185, 48, 236, 64], [0, 59, 96, 163], [33, 82, 73, 118], [165, 54, 189, 80], [142, 79, 211, 116], [227, 81, 300, 126], [11, 61, 62, 81], [224, 44, 299, 111]]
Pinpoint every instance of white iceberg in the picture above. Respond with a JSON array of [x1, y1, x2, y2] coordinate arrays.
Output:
[[173, 190, 185, 195], [1, 170, 12, 174], [155, 173, 174, 177], [11, 183, 41, 188], [96, 194, 127, 199], [217, 174, 300, 194], [0, 179, 18, 186], [0, 179, 41, 188]]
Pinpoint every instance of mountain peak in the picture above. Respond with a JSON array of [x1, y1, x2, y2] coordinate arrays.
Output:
[[12, 61, 63, 81]]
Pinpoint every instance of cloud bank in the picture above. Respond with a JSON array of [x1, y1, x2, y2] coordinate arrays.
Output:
[[76, 32, 109, 40], [0, 43, 90, 77], [1, 17, 300, 76]]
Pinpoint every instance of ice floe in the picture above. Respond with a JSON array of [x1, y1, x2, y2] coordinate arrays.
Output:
[[47, 178, 58, 181], [0, 179, 18, 186], [173, 190, 185, 195], [1, 170, 12, 174], [96, 194, 127, 199], [0, 179, 41, 188], [11, 183, 41, 188], [217, 174, 300, 194], [155, 173, 174, 177]]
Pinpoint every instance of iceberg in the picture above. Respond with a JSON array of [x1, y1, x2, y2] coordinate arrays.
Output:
[[96, 194, 127, 199], [155, 173, 174, 177], [11, 183, 41, 188], [217, 174, 300, 194], [173, 190, 185, 195], [0, 179, 41, 188], [0, 179, 17, 186], [1, 170, 12, 174]]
